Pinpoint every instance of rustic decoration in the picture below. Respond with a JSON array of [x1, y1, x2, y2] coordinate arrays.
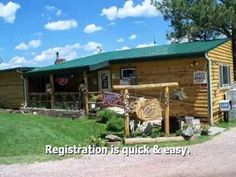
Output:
[[55, 77, 69, 86], [130, 98, 162, 122], [123, 89, 130, 137], [170, 88, 188, 101]]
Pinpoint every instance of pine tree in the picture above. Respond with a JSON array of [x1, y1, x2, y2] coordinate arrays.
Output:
[[155, 0, 236, 71]]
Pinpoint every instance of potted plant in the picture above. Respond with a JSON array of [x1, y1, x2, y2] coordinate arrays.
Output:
[[201, 125, 210, 136], [89, 94, 98, 111]]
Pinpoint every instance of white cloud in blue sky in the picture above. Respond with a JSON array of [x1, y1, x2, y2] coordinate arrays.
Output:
[[83, 24, 103, 34], [117, 38, 125, 43], [45, 5, 62, 16], [101, 0, 160, 21], [15, 40, 41, 51], [0, 1, 20, 23], [129, 34, 137, 40], [44, 19, 78, 31], [0, 0, 169, 69]]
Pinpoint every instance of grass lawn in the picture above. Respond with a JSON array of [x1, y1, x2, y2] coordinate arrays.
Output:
[[217, 119, 236, 129], [0, 112, 106, 164], [1, 110, 236, 165]]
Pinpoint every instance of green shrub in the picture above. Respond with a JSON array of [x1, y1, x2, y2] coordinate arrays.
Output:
[[97, 109, 118, 123], [131, 128, 142, 137], [106, 117, 124, 132], [201, 125, 210, 136], [88, 136, 107, 147], [176, 129, 183, 136]]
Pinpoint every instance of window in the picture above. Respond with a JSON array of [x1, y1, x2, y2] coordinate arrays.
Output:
[[120, 68, 136, 85], [219, 64, 231, 88]]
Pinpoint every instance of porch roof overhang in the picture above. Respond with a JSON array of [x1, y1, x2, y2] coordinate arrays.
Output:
[[26, 38, 229, 76]]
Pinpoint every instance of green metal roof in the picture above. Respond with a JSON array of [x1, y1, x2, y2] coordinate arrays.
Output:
[[28, 38, 229, 74], [0, 67, 36, 74]]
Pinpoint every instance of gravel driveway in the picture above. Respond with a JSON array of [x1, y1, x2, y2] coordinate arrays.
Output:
[[1, 128, 236, 177]]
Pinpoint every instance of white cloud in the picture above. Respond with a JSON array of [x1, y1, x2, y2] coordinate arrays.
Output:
[[34, 43, 80, 62], [28, 40, 41, 48], [107, 22, 115, 26], [83, 41, 102, 51], [167, 37, 190, 44], [136, 43, 155, 48], [9, 56, 28, 65], [0, 56, 29, 69], [129, 34, 137, 40], [117, 38, 124, 43], [83, 24, 103, 34], [15, 40, 41, 51], [44, 19, 78, 31], [45, 5, 62, 16], [101, 0, 160, 21], [116, 46, 130, 51], [56, 10, 62, 16], [0, 1, 21, 23], [15, 43, 28, 50], [34, 32, 43, 37], [101, 6, 118, 21]]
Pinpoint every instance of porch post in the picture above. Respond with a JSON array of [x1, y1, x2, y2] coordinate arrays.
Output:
[[24, 76, 29, 107], [164, 87, 170, 136], [49, 74, 55, 109], [83, 71, 89, 115]]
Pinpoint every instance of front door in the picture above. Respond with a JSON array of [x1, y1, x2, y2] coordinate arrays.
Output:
[[98, 70, 111, 91]]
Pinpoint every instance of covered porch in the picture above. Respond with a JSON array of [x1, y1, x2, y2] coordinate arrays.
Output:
[[25, 67, 115, 114]]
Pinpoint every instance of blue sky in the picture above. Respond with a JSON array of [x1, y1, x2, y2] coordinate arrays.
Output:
[[0, 0, 170, 69]]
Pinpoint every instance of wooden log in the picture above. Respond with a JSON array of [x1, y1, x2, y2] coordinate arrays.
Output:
[[24, 76, 29, 107], [130, 98, 162, 122], [83, 71, 89, 115], [113, 82, 179, 91], [49, 74, 55, 109], [124, 89, 130, 137], [124, 136, 185, 145], [164, 87, 170, 136]]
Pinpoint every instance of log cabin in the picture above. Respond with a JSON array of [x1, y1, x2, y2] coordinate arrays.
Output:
[[25, 39, 233, 124], [0, 67, 35, 109]]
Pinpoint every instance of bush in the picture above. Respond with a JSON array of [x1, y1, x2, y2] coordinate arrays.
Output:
[[97, 109, 118, 123], [88, 136, 107, 147], [176, 129, 183, 136], [106, 117, 124, 132], [201, 125, 210, 136]]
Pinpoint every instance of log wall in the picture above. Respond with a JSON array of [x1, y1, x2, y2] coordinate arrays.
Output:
[[0, 71, 24, 109], [109, 57, 210, 122], [208, 41, 234, 123]]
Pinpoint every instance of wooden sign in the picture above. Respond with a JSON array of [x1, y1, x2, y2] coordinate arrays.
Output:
[[56, 77, 69, 85], [193, 71, 207, 84]]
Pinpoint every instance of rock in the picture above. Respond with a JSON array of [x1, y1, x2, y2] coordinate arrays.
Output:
[[182, 127, 194, 137], [143, 123, 153, 135], [33, 111, 38, 115], [105, 134, 122, 142], [185, 116, 194, 124], [129, 119, 135, 132], [208, 126, 225, 136], [136, 122, 154, 135]]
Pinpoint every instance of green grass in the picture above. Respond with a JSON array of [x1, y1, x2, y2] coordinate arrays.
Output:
[[0, 112, 106, 164], [1, 111, 236, 165], [216, 119, 236, 129]]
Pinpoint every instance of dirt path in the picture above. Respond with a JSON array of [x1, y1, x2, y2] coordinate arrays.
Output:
[[1, 128, 236, 177]]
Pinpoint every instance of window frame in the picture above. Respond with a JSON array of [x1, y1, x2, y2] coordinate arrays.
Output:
[[120, 67, 137, 85], [219, 64, 231, 88]]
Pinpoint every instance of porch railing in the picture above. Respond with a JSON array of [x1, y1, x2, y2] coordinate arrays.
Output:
[[29, 92, 81, 110]]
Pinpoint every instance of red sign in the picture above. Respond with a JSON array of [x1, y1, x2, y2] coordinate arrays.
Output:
[[56, 77, 69, 85]]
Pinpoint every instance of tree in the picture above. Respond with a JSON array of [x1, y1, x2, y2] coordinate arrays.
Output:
[[155, 0, 236, 70]]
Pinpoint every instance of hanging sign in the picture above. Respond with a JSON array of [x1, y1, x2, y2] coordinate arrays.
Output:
[[56, 77, 69, 85], [193, 71, 207, 84]]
